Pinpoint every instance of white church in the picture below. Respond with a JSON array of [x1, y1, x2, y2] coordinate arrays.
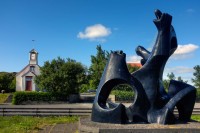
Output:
[[16, 49, 40, 91]]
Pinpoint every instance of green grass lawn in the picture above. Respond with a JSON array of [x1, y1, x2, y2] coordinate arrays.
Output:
[[0, 115, 199, 133], [191, 115, 200, 122], [0, 93, 10, 103], [0, 116, 78, 133]]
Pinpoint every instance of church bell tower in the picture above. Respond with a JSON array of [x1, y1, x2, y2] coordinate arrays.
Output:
[[29, 49, 38, 65]]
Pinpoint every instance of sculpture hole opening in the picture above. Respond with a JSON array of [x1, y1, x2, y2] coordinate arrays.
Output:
[[106, 84, 135, 107]]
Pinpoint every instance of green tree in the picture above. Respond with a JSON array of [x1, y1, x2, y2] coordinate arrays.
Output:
[[35, 57, 87, 95], [0, 72, 16, 92], [192, 65, 200, 89], [167, 72, 176, 80], [177, 76, 188, 83], [88, 45, 141, 91], [163, 72, 188, 90], [163, 72, 176, 90], [89, 45, 109, 90]]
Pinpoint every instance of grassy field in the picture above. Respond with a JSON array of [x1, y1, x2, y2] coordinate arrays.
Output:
[[0, 116, 78, 133], [0, 91, 199, 133], [0, 115, 199, 133], [0, 93, 10, 103], [191, 115, 200, 122]]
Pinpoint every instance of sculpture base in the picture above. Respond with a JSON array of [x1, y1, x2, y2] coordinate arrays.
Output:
[[79, 117, 200, 133]]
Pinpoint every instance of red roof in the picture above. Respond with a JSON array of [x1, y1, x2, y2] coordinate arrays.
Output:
[[127, 62, 142, 68]]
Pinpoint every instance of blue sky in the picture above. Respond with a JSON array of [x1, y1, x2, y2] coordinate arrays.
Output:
[[0, 0, 199, 84]]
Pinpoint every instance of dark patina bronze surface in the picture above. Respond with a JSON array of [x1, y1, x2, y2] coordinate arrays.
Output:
[[91, 9, 196, 125]]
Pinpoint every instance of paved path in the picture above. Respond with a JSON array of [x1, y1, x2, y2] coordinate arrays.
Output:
[[0, 103, 93, 108], [124, 102, 200, 108], [37, 122, 79, 133], [194, 102, 200, 108]]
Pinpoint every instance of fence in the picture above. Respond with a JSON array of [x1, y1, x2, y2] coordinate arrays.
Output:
[[1, 106, 200, 116], [0, 107, 91, 116]]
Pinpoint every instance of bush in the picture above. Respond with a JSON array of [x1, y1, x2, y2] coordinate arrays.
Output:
[[35, 57, 87, 95], [79, 84, 90, 93], [111, 90, 135, 101], [112, 89, 200, 102], [113, 84, 133, 91], [196, 89, 200, 102], [0, 72, 16, 93], [12, 92, 68, 105]]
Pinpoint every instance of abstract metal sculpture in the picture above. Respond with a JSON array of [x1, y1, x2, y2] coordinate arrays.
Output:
[[91, 9, 196, 125]]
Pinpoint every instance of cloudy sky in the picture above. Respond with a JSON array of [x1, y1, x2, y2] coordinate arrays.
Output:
[[0, 0, 199, 84]]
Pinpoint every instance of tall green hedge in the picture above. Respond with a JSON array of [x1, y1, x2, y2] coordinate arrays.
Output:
[[12, 92, 68, 105], [111, 89, 200, 102], [111, 90, 135, 101], [196, 89, 200, 102]]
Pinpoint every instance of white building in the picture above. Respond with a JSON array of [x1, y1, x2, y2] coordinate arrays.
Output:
[[16, 49, 40, 91]]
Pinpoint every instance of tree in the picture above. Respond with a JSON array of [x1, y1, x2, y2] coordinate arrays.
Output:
[[192, 65, 200, 89], [88, 45, 141, 91], [167, 72, 176, 80], [89, 45, 109, 90], [163, 72, 188, 90], [163, 72, 175, 90], [35, 57, 87, 95], [0, 72, 16, 92], [177, 76, 188, 83]]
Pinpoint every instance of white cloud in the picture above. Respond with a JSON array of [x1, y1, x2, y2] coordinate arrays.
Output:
[[163, 66, 194, 84], [127, 55, 142, 63], [127, 44, 199, 63], [165, 66, 194, 74], [77, 24, 111, 41], [171, 44, 199, 60], [174, 44, 198, 54]]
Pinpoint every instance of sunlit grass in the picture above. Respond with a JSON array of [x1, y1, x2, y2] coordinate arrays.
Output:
[[0, 114, 199, 133], [0, 116, 78, 133], [191, 115, 200, 122], [0, 93, 10, 103]]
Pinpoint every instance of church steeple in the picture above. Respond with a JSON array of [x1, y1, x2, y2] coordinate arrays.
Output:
[[29, 49, 38, 65]]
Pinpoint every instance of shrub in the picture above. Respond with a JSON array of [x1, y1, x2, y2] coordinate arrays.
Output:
[[12, 91, 68, 105], [113, 84, 133, 91], [35, 57, 87, 95], [0, 72, 16, 93], [111, 90, 135, 101], [79, 84, 90, 93], [112, 89, 200, 102], [196, 89, 200, 102]]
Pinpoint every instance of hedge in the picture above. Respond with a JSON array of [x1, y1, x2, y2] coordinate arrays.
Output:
[[111, 89, 200, 102], [196, 89, 200, 102], [111, 90, 135, 101], [12, 92, 68, 105]]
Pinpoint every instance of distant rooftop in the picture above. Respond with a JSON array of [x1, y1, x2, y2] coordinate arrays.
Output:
[[127, 62, 142, 68]]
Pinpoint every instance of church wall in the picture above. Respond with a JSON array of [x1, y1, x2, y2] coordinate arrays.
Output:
[[16, 49, 40, 92], [16, 75, 22, 91]]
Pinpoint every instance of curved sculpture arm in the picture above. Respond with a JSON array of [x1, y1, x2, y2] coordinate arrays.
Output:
[[91, 9, 196, 125]]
